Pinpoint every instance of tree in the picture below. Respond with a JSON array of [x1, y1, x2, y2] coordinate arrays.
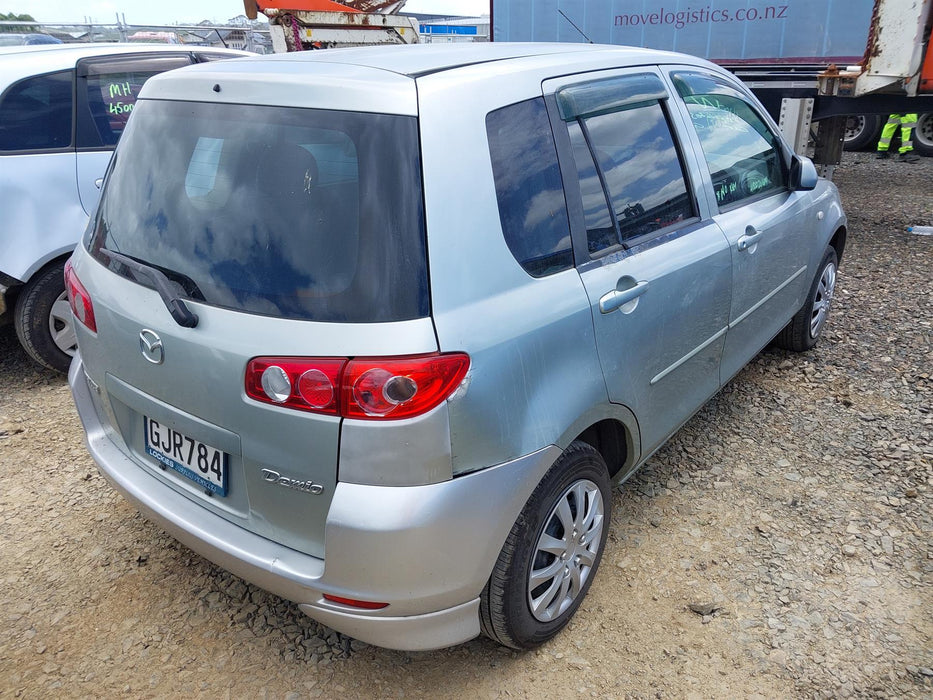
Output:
[[0, 12, 37, 31]]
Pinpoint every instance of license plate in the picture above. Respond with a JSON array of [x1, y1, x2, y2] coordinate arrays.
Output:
[[144, 417, 227, 496]]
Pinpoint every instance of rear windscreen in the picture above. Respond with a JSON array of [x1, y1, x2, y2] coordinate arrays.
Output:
[[86, 99, 428, 323]]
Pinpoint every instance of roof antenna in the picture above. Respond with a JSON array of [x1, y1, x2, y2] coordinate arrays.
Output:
[[559, 9, 594, 44]]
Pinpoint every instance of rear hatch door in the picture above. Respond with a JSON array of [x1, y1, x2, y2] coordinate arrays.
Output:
[[75, 94, 431, 558]]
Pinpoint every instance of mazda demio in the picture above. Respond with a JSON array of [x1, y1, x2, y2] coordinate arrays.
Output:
[[69, 43, 845, 651]]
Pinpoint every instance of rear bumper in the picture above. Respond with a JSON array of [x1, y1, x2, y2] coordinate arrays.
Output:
[[69, 354, 559, 650]]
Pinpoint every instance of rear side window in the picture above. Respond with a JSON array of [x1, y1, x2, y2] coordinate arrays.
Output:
[[0, 70, 73, 151], [84, 69, 166, 146], [567, 101, 696, 253], [486, 98, 572, 277], [78, 55, 192, 148], [87, 100, 428, 323], [672, 71, 787, 209]]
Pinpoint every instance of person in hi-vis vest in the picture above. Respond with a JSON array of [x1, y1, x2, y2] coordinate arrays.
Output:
[[876, 113, 920, 163]]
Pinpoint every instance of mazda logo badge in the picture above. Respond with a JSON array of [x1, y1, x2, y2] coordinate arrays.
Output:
[[139, 329, 164, 365]]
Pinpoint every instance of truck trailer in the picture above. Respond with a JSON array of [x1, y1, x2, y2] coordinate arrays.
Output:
[[492, 0, 933, 161]]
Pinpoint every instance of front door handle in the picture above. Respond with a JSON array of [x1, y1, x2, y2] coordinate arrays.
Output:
[[737, 226, 762, 252], [599, 281, 648, 314]]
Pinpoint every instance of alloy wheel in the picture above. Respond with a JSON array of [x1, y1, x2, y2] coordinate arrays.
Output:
[[810, 262, 836, 339], [528, 478, 604, 622]]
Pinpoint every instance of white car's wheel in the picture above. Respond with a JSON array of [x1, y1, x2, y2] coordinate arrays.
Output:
[[14, 261, 76, 373]]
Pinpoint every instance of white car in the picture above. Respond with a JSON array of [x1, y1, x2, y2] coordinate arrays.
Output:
[[0, 43, 250, 372]]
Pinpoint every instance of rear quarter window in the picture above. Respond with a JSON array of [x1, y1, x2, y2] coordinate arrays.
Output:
[[0, 70, 73, 151], [486, 97, 573, 277]]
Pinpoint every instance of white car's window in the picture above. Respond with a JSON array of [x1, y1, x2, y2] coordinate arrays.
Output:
[[0, 70, 72, 151], [672, 71, 787, 209], [79, 55, 191, 148], [85, 69, 165, 146]]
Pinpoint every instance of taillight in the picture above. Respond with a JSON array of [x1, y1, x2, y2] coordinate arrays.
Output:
[[342, 353, 470, 420], [64, 260, 96, 333], [245, 358, 345, 415], [245, 353, 470, 420]]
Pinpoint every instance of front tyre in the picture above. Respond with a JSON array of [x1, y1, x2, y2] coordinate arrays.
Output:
[[14, 261, 76, 373], [480, 441, 611, 649], [775, 246, 838, 352]]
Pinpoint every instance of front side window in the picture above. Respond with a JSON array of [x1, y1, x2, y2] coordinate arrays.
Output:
[[0, 70, 73, 152], [567, 101, 696, 253], [486, 97, 573, 277], [673, 71, 787, 209], [87, 99, 428, 323]]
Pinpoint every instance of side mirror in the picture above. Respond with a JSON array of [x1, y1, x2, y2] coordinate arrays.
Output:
[[790, 155, 818, 191]]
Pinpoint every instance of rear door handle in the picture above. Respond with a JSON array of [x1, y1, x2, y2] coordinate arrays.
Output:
[[737, 226, 762, 251], [599, 281, 648, 314]]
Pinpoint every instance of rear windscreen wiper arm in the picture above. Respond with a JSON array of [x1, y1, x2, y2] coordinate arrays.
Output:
[[101, 250, 199, 328]]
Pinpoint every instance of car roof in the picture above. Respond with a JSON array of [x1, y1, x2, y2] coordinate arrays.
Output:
[[209, 42, 691, 78], [138, 42, 718, 117], [0, 43, 251, 87]]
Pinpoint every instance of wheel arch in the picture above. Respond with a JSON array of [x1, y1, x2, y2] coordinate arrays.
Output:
[[20, 249, 74, 286], [559, 406, 640, 481], [829, 225, 847, 264]]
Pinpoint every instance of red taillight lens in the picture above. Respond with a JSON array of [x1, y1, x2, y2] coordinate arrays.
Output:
[[245, 353, 470, 420], [245, 358, 345, 414], [64, 260, 97, 333], [343, 353, 470, 420], [322, 594, 389, 610]]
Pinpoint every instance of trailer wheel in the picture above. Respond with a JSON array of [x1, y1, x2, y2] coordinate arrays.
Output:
[[843, 114, 882, 151], [913, 113, 933, 157]]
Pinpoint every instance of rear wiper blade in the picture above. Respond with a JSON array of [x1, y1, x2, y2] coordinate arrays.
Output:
[[101, 249, 199, 328]]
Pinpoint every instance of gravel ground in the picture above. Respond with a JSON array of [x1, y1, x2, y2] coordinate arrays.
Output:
[[1, 152, 931, 699]]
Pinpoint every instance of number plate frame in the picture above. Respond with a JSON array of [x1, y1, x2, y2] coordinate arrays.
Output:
[[144, 417, 228, 496]]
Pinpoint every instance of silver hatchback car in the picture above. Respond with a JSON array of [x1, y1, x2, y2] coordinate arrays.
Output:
[[69, 43, 845, 651]]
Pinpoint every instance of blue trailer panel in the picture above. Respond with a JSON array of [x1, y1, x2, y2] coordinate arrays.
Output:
[[492, 0, 876, 64]]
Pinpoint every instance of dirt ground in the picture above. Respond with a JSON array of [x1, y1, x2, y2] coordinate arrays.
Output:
[[1, 153, 931, 698]]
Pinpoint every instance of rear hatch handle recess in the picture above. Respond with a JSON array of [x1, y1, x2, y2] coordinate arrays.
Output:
[[101, 250, 199, 328]]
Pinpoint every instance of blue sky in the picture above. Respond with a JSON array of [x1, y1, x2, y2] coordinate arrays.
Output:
[[13, 1, 490, 24]]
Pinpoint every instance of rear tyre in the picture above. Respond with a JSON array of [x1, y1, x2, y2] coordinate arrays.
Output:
[[912, 113, 933, 157], [14, 261, 75, 373], [842, 114, 882, 152], [480, 441, 611, 649], [775, 247, 838, 353]]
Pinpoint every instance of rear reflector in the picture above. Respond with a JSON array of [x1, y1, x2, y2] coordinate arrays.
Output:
[[64, 260, 97, 333], [245, 353, 469, 420], [322, 594, 389, 610]]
